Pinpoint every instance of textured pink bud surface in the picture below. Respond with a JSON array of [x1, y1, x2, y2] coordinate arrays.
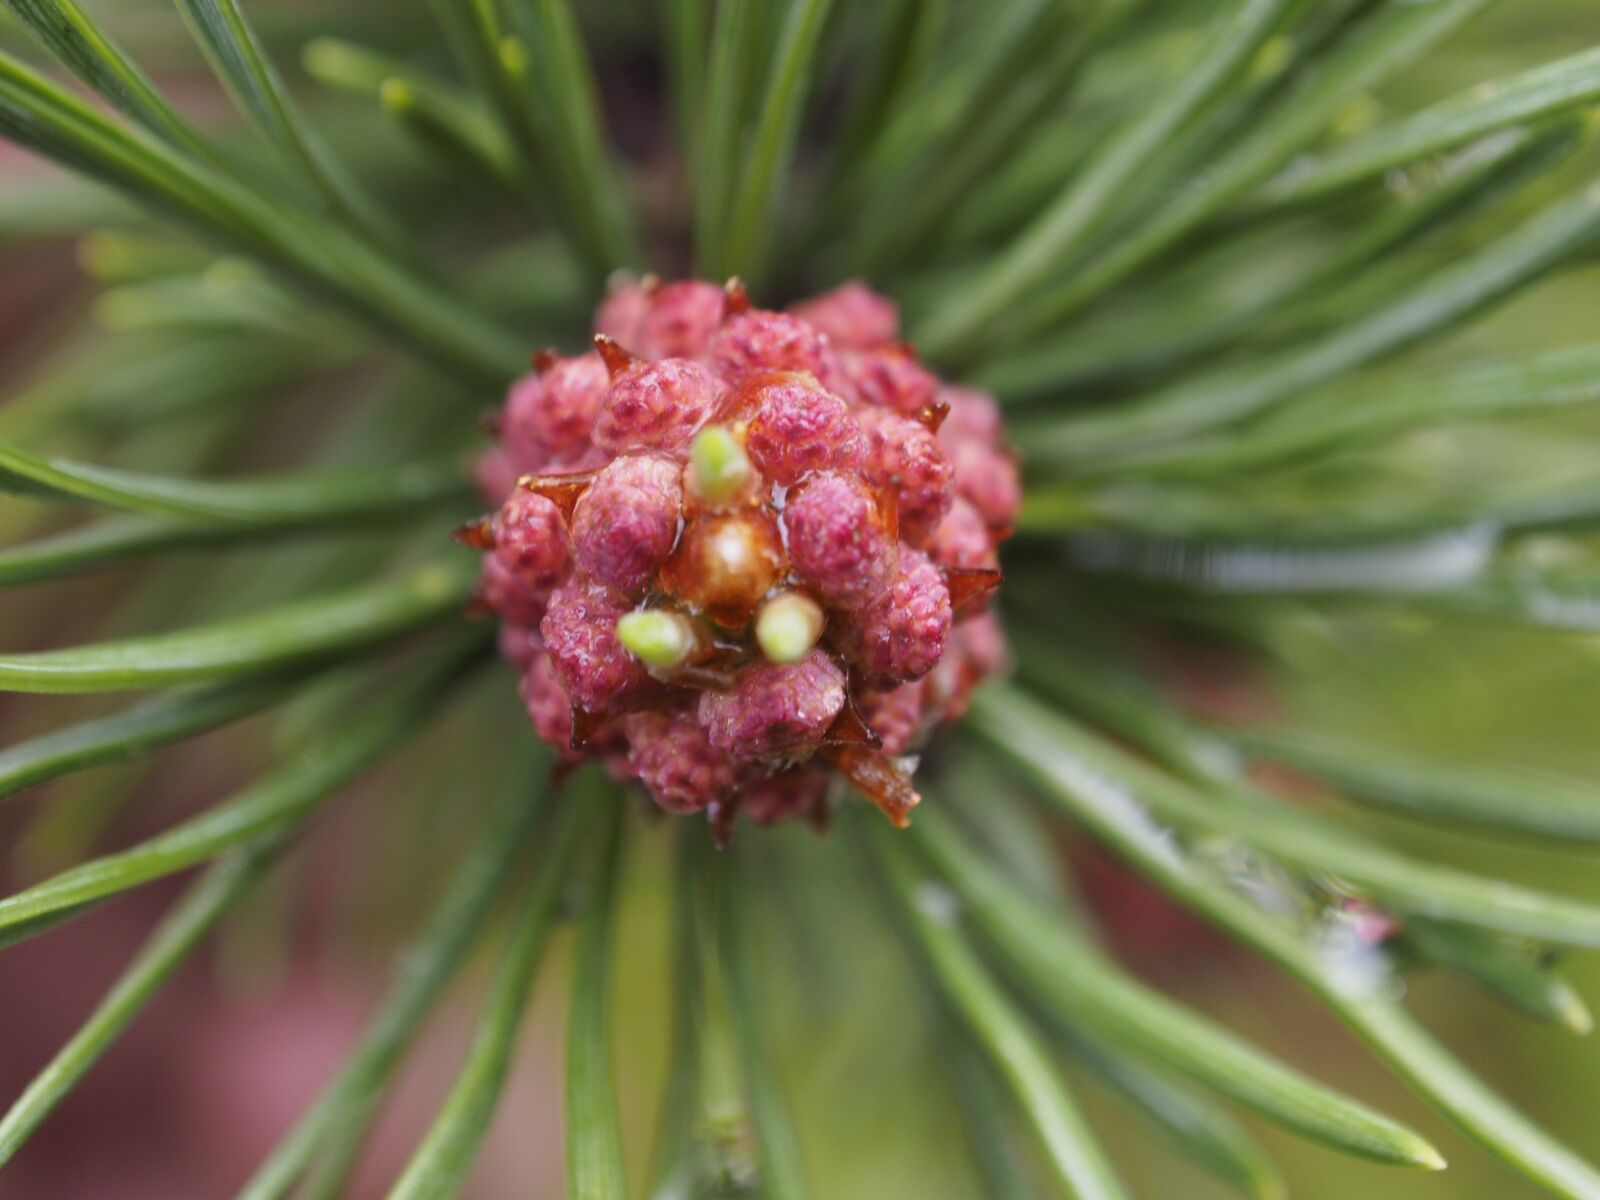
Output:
[[858, 683, 925, 756], [790, 281, 899, 350], [594, 281, 649, 347], [741, 766, 831, 825], [594, 358, 722, 452], [492, 490, 570, 598], [520, 650, 580, 757], [782, 472, 895, 603], [938, 385, 1004, 448], [479, 555, 548, 627], [949, 440, 1022, 531], [541, 577, 648, 713], [640, 279, 726, 359], [708, 310, 827, 382], [569, 454, 683, 595], [744, 379, 865, 485], [623, 709, 738, 813], [926, 610, 1009, 721], [475, 448, 519, 507], [928, 497, 997, 570], [504, 352, 609, 461], [472, 278, 1015, 833], [698, 650, 846, 760], [836, 346, 938, 413], [855, 408, 953, 546], [954, 609, 1009, 679], [498, 622, 542, 669], [841, 549, 951, 686]]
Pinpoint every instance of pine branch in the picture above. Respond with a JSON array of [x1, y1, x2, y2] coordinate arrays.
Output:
[[910, 805, 1439, 1166], [918, 0, 1294, 356], [0, 446, 470, 523], [3, 0, 236, 173], [236, 753, 548, 1200], [0, 643, 480, 937], [710, 848, 810, 1200], [302, 37, 524, 196], [0, 561, 475, 693], [386, 779, 600, 1200], [0, 837, 287, 1168], [172, 0, 410, 255], [0, 49, 524, 384], [0, 675, 304, 802], [872, 821, 1132, 1200], [969, 687, 1600, 1198], [1264, 45, 1600, 207], [938, 0, 1494, 360], [565, 794, 628, 1200]]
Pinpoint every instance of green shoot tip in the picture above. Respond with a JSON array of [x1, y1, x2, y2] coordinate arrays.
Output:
[[617, 610, 696, 670], [688, 426, 752, 505], [756, 592, 824, 664]]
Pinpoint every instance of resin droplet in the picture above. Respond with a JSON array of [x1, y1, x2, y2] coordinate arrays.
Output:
[[707, 797, 739, 850], [570, 705, 611, 751], [913, 398, 950, 433]]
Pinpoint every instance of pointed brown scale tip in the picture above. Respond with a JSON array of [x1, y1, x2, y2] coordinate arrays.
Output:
[[477, 410, 504, 438], [944, 565, 1003, 615], [569, 705, 609, 752], [914, 397, 950, 433], [825, 747, 920, 828], [532, 348, 558, 375], [707, 798, 738, 850], [641, 272, 663, 295], [452, 515, 496, 550], [593, 333, 642, 379], [806, 797, 834, 836], [823, 696, 884, 750], [463, 589, 495, 620], [723, 277, 752, 316], [515, 470, 596, 521]]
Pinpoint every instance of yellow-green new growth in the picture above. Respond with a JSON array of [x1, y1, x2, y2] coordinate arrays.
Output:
[[755, 591, 824, 664], [687, 425, 752, 505], [616, 610, 696, 671]]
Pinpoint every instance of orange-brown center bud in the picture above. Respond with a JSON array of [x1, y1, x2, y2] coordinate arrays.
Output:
[[658, 510, 786, 627]]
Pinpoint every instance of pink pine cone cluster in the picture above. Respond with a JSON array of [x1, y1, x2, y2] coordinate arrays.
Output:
[[468, 278, 1017, 837]]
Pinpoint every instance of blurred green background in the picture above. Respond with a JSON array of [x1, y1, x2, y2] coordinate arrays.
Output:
[[2, 1, 1600, 1196]]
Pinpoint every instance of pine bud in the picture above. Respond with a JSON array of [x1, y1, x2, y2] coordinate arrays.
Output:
[[473, 278, 1013, 833]]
